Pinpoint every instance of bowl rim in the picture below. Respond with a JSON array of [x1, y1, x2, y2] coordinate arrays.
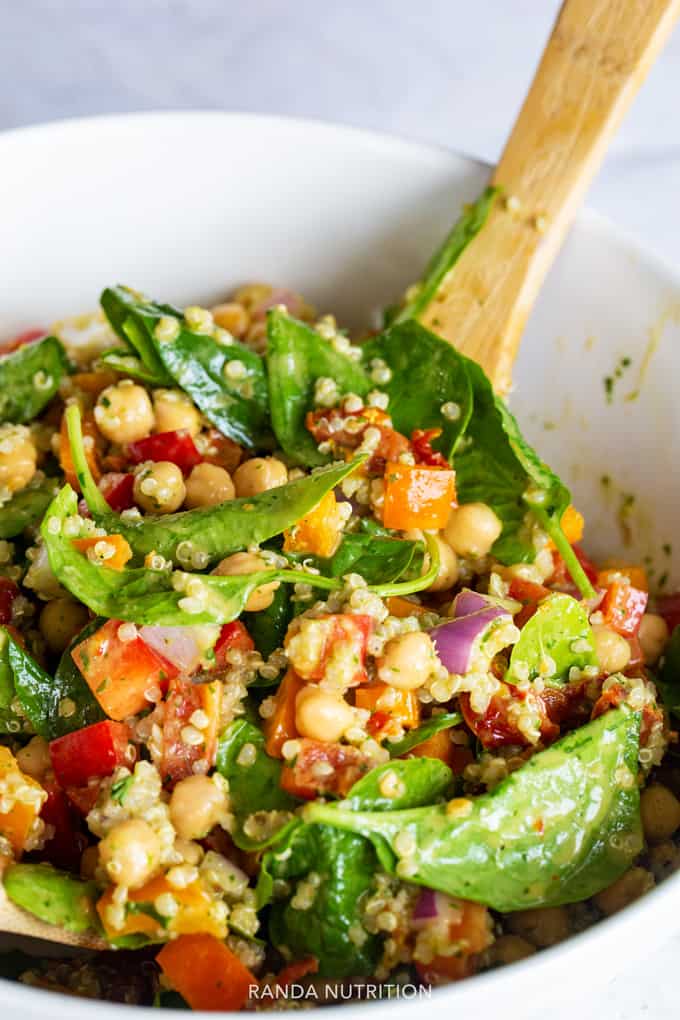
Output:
[[0, 109, 679, 1017]]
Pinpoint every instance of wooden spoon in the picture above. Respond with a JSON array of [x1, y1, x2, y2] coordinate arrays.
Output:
[[421, 0, 680, 393]]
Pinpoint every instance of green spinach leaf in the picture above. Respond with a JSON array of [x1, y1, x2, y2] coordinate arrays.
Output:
[[101, 286, 268, 447], [215, 718, 298, 850], [305, 708, 642, 911], [384, 711, 462, 757], [0, 336, 69, 424], [99, 348, 169, 386], [394, 187, 499, 323], [243, 584, 293, 659], [506, 593, 598, 687], [266, 308, 370, 466], [0, 477, 60, 540]]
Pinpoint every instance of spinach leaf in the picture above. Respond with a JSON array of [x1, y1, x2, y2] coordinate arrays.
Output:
[[341, 757, 453, 811], [657, 625, 680, 718], [101, 286, 269, 448], [266, 309, 370, 466], [394, 187, 499, 323], [506, 593, 597, 687], [0, 477, 60, 539], [243, 584, 293, 659], [305, 708, 642, 911], [361, 321, 473, 461], [66, 404, 365, 565], [215, 718, 298, 850], [384, 711, 462, 757], [0, 622, 103, 739], [318, 522, 423, 585], [4, 863, 103, 936], [0, 336, 69, 424], [99, 348, 169, 386]]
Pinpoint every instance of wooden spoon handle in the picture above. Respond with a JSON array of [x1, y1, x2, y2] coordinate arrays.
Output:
[[422, 0, 680, 393]]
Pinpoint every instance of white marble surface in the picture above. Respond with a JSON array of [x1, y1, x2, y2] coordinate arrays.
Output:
[[1, 2, 680, 1017]]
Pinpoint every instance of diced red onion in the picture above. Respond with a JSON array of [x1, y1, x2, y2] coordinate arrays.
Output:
[[412, 889, 463, 930], [139, 626, 203, 674], [430, 606, 510, 675], [451, 589, 493, 618]]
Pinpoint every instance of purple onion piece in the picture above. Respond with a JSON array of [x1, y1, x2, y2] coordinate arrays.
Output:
[[430, 607, 510, 675], [413, 888, 439, 921], [451, 588, 493, 618], [139, 625, 203, 674]]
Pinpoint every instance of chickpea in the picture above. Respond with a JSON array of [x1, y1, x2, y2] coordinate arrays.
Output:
[[639, 613, 669, 666], [133, 461, 186, 514], [233, 457, 288, 497], [169, 775, 228, 841], [295, 686, 354, 743], [184, 463, 235, 509], [594, 866, 653, 916], [486, 934, 536, 966], [153, 389, 201, 437], [39, 598, 89, 655], [0, 424, 37, 494], [211, 302, 250, 338], [94, 380, 155, 443], [212, 552, 279, 612], [428, 536, 459, 592], [16, 736, 51, 781], [377, 632, 435, 691], [443, 502, 502, 559], [592, 624, 631, 674], [507, 906, 570, 948], [648, 840, 680, 882], [98, 818, 161, 889], [640, 783, 680, 842]]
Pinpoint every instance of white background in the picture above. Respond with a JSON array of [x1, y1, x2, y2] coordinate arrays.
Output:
[[2, 2, 680, 1017]]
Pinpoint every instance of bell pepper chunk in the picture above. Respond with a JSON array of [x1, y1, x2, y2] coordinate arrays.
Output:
[[0, 747, 47, 857], [214, 621, 255, 668], [599, 579, 648, 637], [59, 410, 101, 492], [382, 461, 456, 530], [597, 563, 649, 594], [263, 669, 304, 758], [385, 596, 427, 619], [283, 490, 346, 558], [72, 618, 178, 720], [280, 738, 369, 799], [71, 533, 133, 571], [157, 933, 255, 1012], [98, 472, 135, 512], [161, 677, 222, 784], [49, 720, 134, 788], [284, 614, 373, 687], [356, 683, 420, 736], [126, 430, 202, 473]]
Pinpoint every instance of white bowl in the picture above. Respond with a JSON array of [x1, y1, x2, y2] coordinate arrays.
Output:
[[0, 111, 679, 1019]]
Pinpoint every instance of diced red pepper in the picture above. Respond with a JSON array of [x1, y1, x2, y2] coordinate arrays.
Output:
[[0, 578, 18, 626], [284, 614, 373, 686], [305, 406, 411, 473], [355, 683, 420, 736], [127, 430, 202, 473], [599, 580, 648, 637], [0, 328, 45, 354], [161, 677, 221, 784], [280, 739, 370, 799], [65, 782, 102, 817], [49, 721, 134, 788], [507, 578, 552, 628], [263, 669, 304, 758], [214, 621, 254, 668], [460, 685, 559, 751], [411, 428, 449, 468], [40, 781, 88, 872], [72, 618, 179, 721], [98, 472, 135, 512], [201, 428, 243, 473], [656, 592, 680, 634]]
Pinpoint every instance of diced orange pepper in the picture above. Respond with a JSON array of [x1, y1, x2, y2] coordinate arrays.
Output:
[[385, 596, 427, 619], [0, 747, 47, 857], [283, 490, 345, 558], [72, 534, 133, 571], [599, 579, 648, 637], [597, 562, 649, 593], [355, 683, 420, 731], [382, 462, 456, 530], [59, 410, 101, 491], [157, 933, 255, 1012], [70, 371, 118, 396], [263, 669, 304, 758], [97, 875, 227, 942], [407, 729, 475, 774]]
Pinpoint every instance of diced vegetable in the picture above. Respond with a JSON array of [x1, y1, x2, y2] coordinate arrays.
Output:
[[98, 472, 135, 512], [138, 624, 213, 675], [49, 721, 134, 788], [98, 875, 226, 941], [40, 781, 87, 872], [560, 505, 584, 545], [411, 428, 449, 468], [430, 606, 511, 676], [284, 615, 373, 686], [385, 596, 427, 619], [59, 410, 101, 492], [0, 747, 47, 856], [383, 462, 456, 530], [280, 739, 369, 799], [72, 618, 178, 720], [71, 533, 133, 571], [126, 430, 202, 473], [213, 621, 255, 667], [263, 669, 304, 758], [355, 683, 420, 735], [598, 564, 649, 594], [161, 677, 221, 783], [0, 579, 18, 625], [157, 933, 255, 1011], [599, 579, 648, 637], [283, 490, 346, 558]]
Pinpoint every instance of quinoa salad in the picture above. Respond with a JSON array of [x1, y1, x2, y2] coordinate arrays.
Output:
[[0, 188, 679, 1010]]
